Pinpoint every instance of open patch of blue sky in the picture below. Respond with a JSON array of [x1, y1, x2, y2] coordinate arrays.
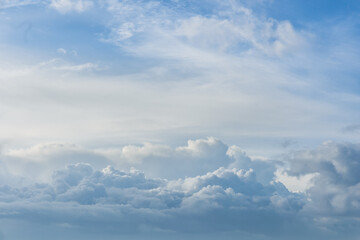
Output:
[[264, 0, 360, 24]]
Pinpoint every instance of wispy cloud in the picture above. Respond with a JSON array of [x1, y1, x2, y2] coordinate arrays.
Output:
[[50, 0, 93, 13], [0, 0, 42, 9], [102, 0, 306, 58], [0, 0, 358, 150]]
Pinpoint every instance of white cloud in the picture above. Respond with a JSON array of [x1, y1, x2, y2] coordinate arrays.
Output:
[[57, 48, 78, 56], [0, 1, 356, 154], [0, 161, 306, 238], [0, 0, 41, 9], [57, 48, 67, 54], [106, 137, 233, 179], [53, 62, 100, 71], [272, 20, 304, 55], [0, 1, 360, 239], [120, 143, 172, 164], [0, 139, 360, 238], [50, 0, 93, 13], [103, 0, 306, 58], [280, 142, 360, 220], [3, 137, 236, 180]]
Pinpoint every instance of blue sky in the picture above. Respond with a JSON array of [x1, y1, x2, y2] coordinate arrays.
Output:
[[0, 0, 360, 239]]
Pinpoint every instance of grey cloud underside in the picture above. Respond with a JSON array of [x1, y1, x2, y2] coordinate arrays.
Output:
[[284, 142, 360, 216], [1, 139, 360, 239], [343, 124, 360, 134], [0, 164, 306, 237]]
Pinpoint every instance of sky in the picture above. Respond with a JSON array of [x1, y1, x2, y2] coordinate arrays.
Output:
[[0, 0, 360, 239]]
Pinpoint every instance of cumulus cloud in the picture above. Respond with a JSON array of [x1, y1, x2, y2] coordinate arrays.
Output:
[[98, 137, 282, 181], [0, 1, 360, 237], [279, 142, 360, 229], [95, 137, 233, 179], [0, 139, 360, 239], [2, 137, 251, 180], [284, 142, 360, 186], [227, 145, 278, 184], [0, 162, 305, 237]]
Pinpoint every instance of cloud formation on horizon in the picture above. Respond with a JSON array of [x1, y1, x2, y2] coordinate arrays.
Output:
[[0, 138, 360, 239]]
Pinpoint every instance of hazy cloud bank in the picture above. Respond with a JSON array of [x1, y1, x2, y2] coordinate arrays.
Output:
[[0, 138, 360, 239]]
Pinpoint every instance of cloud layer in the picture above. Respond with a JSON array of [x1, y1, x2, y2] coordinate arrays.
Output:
[[0, 138, 360, 239], [0, 0, 359, 153], [1, 1, 360, 239]]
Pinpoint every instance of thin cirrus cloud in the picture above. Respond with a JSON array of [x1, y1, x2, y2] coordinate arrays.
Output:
[[0, 0, 42, 9], [50, 0, 94, 13], [0, 0, 358, 151], [102, 0, 306, 60]]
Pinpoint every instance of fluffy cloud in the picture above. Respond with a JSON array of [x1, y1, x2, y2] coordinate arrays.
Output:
[[1, 139, 360, 239], [4, 138, 228, 180], [4, 137, 272, 181], [0, 1, 360, 237], [117, 137, 232, 179], [279, 141, 360, 234], [0, 162, 305, 237], [284, 142, 360, 186]]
